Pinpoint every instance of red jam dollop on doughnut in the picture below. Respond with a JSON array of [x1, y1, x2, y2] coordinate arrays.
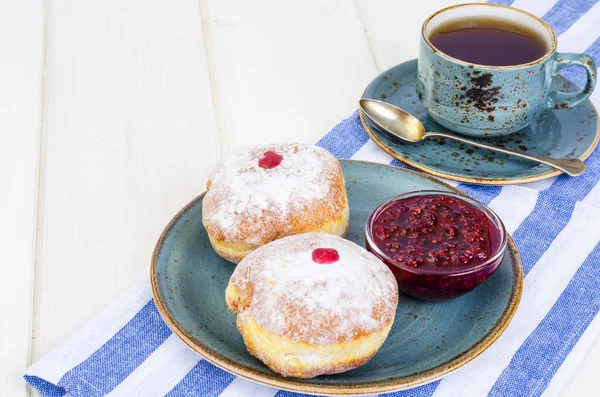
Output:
[[258, 150, 283, 169], [312, 248, 339, 264]]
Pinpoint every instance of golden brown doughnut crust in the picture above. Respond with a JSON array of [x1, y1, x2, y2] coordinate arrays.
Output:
[[226, 233, 398, 378], [202, 143, 349, 263]]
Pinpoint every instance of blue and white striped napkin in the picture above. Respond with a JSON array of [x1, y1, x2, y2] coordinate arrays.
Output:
[[25, 1, 600, 396]]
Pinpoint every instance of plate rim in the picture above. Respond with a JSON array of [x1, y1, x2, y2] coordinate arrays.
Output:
[[360, 59, 600, 185], [150, 159, 524, 395]]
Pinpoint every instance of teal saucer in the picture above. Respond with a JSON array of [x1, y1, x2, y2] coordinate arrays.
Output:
[[151, 160, 522, 395], [361, 59, 599, 185]]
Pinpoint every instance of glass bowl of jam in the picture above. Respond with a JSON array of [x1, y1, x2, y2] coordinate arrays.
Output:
[[365, 190, 507, 301]]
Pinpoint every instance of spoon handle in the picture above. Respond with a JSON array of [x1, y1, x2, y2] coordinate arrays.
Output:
[[423, 131, 586, 177]]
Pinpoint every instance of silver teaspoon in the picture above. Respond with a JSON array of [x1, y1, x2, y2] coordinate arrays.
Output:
[[359, 99, 586, 177]]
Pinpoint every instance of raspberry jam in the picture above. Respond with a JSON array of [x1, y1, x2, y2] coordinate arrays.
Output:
[[258, 150, 283, 169], [366, 191, 507, 301], [312, 248, 339, 264]]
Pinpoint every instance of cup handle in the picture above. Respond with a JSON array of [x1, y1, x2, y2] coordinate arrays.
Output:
[[547, 53, 597, 109]]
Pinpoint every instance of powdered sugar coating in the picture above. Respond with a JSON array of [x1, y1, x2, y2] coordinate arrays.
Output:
[[228, 233, 399, 345], [202, 143, 347, 246]]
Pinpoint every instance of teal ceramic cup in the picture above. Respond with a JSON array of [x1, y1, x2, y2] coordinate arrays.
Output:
[[416, 3, 597, 137]]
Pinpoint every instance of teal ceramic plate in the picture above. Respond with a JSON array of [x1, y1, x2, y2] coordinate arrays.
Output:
[[151, 160, 523, 395], [361, 59, 599, 185]]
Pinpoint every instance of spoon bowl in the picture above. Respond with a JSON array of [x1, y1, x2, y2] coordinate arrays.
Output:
[[359, 99, 426, 142]]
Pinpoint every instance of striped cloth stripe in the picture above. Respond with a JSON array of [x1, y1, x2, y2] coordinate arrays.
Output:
[[24, 0, 600, 396]]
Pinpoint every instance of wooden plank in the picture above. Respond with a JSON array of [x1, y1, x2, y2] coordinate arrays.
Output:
[[355, 0, 484, 72], [206, 0, 378, 148], [32, 0, 219, 365], [0, 1, 44, 396]]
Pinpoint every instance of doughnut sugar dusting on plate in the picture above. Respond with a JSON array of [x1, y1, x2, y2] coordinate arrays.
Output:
[[228, 233, 398, 345], [202, 143, 349, 263]]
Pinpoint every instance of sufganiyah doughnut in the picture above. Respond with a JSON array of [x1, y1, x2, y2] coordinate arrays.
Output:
[[202, 143, 349, 263], [225, 233, 398, 378]]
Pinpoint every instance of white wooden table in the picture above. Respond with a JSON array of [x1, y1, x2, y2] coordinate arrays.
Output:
[[2, 1, 598, 396]]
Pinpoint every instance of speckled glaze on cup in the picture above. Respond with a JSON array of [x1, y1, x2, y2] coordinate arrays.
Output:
[[416, 3, 597, 137]]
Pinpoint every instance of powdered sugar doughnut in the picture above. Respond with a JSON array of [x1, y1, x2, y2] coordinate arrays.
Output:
[[226, 233, 398, 378], [202, 143, 349, 263]]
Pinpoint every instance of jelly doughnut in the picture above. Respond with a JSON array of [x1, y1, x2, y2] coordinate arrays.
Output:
[[202, 143, 349, 263], [226, 233, 398, 378]]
